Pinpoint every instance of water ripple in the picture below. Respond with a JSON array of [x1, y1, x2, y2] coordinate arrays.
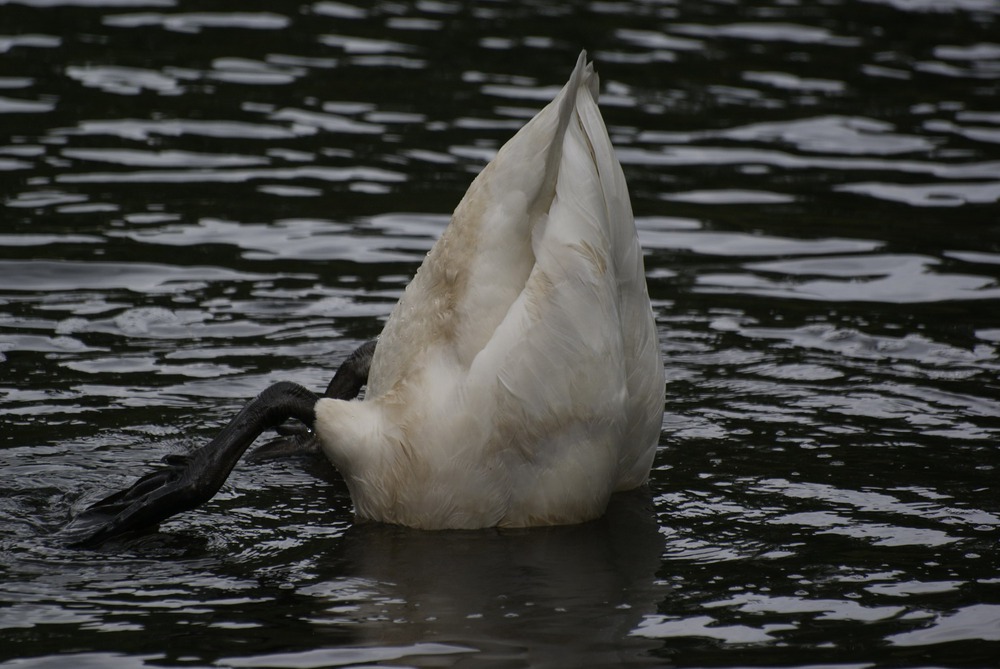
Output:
[[55, 118, 317, 140], [0, 260, 271, 293], [670, 22, 861, 47], [102, 11, 290, 33]]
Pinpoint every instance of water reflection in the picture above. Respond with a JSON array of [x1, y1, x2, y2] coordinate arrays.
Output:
[[266, 491, 665, 667]]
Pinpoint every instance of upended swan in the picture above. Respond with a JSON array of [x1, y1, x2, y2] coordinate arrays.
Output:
[[70, 52, 664, 546]]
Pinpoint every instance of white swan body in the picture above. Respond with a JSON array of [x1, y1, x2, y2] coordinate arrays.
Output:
[[315, 52, 664, 529]]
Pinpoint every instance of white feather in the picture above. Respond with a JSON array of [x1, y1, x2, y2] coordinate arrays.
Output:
[[314, 51, 664, 529]]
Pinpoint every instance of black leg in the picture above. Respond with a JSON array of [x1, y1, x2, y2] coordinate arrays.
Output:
[[323, 339, 377, 399], [247, 339, 377, 462], [67, 381, 319, 547]]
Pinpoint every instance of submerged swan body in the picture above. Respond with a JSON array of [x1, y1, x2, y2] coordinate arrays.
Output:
[[70, 52, 664, 544]]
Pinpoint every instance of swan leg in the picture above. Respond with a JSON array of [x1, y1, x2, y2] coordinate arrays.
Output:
[[323, 339, 377, 400], [67, 381, 319, 547], [248, 339, 377, 462]]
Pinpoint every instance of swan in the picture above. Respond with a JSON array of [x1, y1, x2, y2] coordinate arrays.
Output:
[[70, 51, 664, 546]]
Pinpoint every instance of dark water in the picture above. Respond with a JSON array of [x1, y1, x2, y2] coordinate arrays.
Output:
[[2, 0, 1000, 667]]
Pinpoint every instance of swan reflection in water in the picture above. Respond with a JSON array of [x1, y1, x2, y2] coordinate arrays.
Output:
[[224, 488, 667, 668]]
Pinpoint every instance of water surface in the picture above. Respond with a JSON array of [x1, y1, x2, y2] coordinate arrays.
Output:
[[2, 0, 1000, 667]]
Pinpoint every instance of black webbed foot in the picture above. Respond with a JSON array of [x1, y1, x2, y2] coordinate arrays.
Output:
[[66, 451, 216, 547], [67, 381, 319, 547], [67, 340, 378, 548], [248, 424, 321, 462]]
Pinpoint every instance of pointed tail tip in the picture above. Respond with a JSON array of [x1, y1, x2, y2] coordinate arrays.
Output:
[[575, 49, 593, 76], [574, 49, 599, 98]]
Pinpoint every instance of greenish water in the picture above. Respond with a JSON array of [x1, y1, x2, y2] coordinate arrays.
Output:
[[2, 0, 999, 667]]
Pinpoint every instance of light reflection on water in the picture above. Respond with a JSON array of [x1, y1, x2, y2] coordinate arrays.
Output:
[[2, 0, 1000, 667]]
